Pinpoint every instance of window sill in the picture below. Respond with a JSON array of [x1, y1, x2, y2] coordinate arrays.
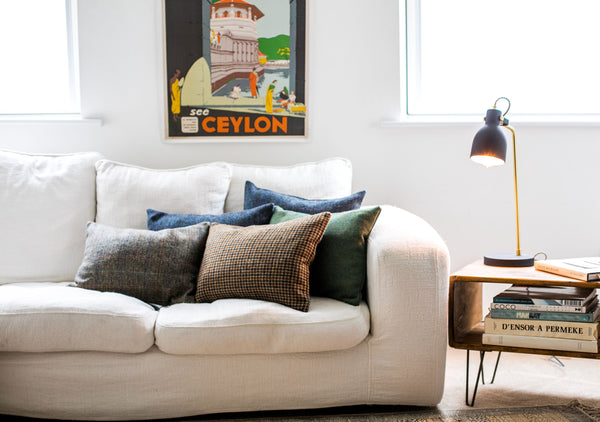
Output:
[[382, 114, 600, 128], [0, 114, 102, 126]]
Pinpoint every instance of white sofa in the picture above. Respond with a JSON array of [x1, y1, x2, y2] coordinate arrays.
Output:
[[0, 150, 450, 421]]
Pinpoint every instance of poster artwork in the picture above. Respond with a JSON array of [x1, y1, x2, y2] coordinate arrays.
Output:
[[164, 0, 307, 138]]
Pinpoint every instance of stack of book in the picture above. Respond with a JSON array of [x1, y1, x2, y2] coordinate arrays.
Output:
[[482, 285, 600, 353]]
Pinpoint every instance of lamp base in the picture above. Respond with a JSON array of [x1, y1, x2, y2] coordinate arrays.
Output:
[[483, 253, 534, 267]]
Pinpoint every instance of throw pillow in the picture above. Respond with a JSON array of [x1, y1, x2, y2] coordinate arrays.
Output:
[[244, 181, 366, 214], [270, 205, 381, 305], [95, 159, 231, 229], [75, 222, 210, 306], [147, 203, 275, 230], [196, 213, 331, 312]]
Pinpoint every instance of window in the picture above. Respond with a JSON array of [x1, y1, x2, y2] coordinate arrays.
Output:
[[400, 0, 600, 122], [0, 0, 79, 115]]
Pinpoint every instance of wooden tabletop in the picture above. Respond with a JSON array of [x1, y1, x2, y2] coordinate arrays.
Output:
[[451, 259, 600, 289]]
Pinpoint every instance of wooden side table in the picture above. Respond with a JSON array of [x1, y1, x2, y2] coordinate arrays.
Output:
[[449, 260, 600, 406]]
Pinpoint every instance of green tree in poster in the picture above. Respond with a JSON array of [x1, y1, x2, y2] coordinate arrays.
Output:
[[258, 35, 290, 61], [277, 47, 290, 60]]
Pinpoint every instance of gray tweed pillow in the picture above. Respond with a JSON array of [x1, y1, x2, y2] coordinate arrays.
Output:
[[196, 212, 331, 312], [75, 222, 210, 306]]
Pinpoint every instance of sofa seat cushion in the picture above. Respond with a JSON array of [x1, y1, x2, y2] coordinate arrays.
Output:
[[0, 282, 157, 353], [155, 297, 370, 355]]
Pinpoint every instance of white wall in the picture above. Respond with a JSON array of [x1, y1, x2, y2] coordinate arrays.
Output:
[[1, 0, 599, 272]]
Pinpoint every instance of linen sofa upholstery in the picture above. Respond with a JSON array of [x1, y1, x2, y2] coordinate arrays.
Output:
[[0, 150, 101, 283], [0, 151, 450, 421], [0, 282, 156, 353], [154, 297, 370, 355]]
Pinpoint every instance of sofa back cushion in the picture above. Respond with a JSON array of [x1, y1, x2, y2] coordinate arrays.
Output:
[[0, 150, 102, 283], [95, 160, 231, 229], [224, 158, 353, 213]]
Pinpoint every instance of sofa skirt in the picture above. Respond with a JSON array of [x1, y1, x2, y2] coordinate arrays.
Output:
[[0, 344, 375, 421], [0, 336, 446, 421]]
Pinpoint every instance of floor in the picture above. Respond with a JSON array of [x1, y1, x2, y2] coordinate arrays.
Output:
[[440, 346, 600, 410]]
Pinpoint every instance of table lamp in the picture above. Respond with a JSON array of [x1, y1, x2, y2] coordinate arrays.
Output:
[[470, 97, 534, 267]]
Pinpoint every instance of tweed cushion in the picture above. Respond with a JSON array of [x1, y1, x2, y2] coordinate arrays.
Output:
[[147, 203, 275, 230], [75, 222, 210, 306], [196, 213, 331, 312], [244, 181, 365, 214], [271, 206, 381, 305]]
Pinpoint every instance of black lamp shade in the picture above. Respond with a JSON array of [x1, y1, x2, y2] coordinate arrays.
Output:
[[470, 108, 507, 166]]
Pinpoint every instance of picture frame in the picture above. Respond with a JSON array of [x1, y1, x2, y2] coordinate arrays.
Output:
[[162, 0, 307, 141]]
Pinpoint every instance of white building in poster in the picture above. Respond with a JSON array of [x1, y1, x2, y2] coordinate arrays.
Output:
[[209, 0, 265, 92]]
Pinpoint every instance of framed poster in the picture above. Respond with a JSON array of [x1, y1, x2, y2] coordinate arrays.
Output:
[[163, 0, 307, 140]]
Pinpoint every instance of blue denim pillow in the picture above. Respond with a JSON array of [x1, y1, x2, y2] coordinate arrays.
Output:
[[244, 181, 365, 214], [147, 203, 275, 230]]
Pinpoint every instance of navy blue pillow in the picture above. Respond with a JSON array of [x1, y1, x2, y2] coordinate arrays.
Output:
[[244, 181, 366, 214], [147, 203, 275, 230]]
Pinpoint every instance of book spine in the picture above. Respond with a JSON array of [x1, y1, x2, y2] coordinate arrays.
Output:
[[484, 315, 599, 340], [534, 261, 588, 281], [493, 297, 585, 306], [482, 333, 599, 353], [490, 302, 589, 313], [489, 308, 596, 322], [493, 297, 536, 304]]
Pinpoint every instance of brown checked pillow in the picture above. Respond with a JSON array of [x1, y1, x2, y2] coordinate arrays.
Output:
[[196, 212, 331, 312]]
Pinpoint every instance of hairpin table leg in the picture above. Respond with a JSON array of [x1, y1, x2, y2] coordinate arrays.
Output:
[[548, 355, 564, 367], [465, 350, 485, 407], [490, 351, 502, 383], [465, 350, 502, 406]]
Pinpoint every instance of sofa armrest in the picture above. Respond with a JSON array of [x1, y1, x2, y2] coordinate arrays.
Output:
[[365, 205, 450, 405]]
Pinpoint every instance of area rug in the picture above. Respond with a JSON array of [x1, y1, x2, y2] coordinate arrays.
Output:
[[181, 400, 600, 422]]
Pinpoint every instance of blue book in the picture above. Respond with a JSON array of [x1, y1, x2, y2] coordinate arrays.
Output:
[[490, 306, 600, 322]]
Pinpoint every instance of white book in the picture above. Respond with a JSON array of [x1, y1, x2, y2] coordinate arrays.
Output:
[[483, 333, 599, 353], [534, 257, 600, 281]]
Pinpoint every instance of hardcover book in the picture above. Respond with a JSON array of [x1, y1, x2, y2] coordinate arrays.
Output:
[[490, 297, 597, 313], [482, 333, 599, 353], [489, 305, 600, 322], [484, 314, 599, 340], [534, 257, 600, 281], [493, 285, 597, 307]]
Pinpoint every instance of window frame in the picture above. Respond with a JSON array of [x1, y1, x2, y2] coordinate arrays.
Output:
[[0, 0, 100, 124], [392, 0, 600, 126]]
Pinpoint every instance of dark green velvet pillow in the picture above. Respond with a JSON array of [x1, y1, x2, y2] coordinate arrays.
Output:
[[270, 205, 381, 305]]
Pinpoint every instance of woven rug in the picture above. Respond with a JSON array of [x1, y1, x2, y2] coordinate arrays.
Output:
[[8, 401, 600, 422], [177, 400, 600, 422]]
